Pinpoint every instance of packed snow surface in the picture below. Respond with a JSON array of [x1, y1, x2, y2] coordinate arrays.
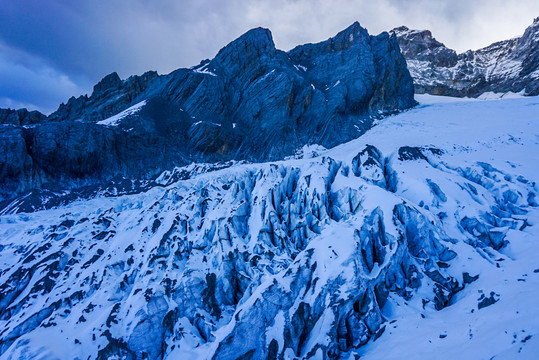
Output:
[[0, 95, 538, 359]]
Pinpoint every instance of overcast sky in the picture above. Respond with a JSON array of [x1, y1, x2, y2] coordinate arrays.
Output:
[[1, 0, 537, 114]]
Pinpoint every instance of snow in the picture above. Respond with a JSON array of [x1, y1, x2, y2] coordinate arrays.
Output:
[[477, 90, 526, 100], [191, 120, 221, 127], [192, 63, 217, 77], [96, 100, 146, 126], [1, 94, 539, 359], [414, 94, 476, 104], [357, 207, 539, 359], [415, 92, 527, 104], [325, 80, 341, 90], [259, 69, 275, 82], [330, 94, 539, 158], [334, 94, 539, 358]]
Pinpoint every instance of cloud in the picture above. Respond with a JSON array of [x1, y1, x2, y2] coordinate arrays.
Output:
[[0, 0, 537, 113], [0, 43, 89, 114]]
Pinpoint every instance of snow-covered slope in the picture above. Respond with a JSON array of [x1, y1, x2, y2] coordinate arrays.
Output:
[[391, 18, 539, 98], [0, 95, 538, 359], [96, 101, 147, 127]]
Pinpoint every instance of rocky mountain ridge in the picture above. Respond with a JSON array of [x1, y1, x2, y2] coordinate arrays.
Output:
[[0, 22, 414, 206], [391, 17, 539, 97]]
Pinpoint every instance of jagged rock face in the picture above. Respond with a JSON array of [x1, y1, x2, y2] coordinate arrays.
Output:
[[0, 23, 414, 203], [391, 18, 539, 97], [1, 97, 537, 359]]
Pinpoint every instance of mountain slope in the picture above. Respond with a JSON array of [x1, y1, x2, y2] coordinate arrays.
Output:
[[391, 18, 539, 97], [1, 95, 538, 359], [0, 23, 414, 204]]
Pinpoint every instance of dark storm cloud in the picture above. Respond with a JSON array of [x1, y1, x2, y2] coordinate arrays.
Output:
[[1, 0, 537, 113]]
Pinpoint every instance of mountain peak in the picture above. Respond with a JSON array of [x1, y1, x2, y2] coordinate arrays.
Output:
[[240, 26, 273, 42], [331, 21, 369, 46], [392, 25, 409, 33], [344, 21, 362, 32], [390, 26, 456, 67], [92, 72, 122, 96], [215, 27, 275, 58], [390, 26, 436, 42], [525, 16, 539, 32], [209, 27, 277, 79]]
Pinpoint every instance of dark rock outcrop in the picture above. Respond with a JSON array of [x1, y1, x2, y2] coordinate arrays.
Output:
[[0, 22, 415, 203], [391, 18, 539, 97]]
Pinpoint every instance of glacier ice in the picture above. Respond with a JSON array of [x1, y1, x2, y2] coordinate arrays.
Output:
[[0, 95, 539, 359]]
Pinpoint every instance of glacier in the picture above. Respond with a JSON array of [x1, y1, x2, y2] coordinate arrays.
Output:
[[0, 95, 538, 359]]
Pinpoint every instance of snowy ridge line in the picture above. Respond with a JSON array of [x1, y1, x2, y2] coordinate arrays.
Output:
[[96, 100, 147, 126]]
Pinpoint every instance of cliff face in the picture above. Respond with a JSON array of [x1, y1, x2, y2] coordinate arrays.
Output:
[[391, 18, 539, 97], [0, 23, 415, 203]]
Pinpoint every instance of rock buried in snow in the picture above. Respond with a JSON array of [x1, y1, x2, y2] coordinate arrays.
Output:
[[477, 292, 499, 309]]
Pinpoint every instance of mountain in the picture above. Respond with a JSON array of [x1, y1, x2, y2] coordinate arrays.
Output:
[[391, 18, 539, 97], [0, 22, 414, 206], [0, 108, 46, 126], [1, 95, 538, 359]]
